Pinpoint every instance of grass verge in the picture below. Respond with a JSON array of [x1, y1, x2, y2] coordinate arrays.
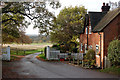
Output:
[[10, 55, 24, 61], [100, 66, 120, 76], [36, 53, 46, 61], [10, 49, 42, 56]]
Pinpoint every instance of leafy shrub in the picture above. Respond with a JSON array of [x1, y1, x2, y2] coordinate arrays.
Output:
[[60, 45, 66, 53], [90, 60, 96, 66], [85, 49, 96, 60], [72, 48, 78, 53], [108, 39, 120, 66], [52, 44, 58, 48], [52, 44, 60, 50], [84, 49, 96, 68]]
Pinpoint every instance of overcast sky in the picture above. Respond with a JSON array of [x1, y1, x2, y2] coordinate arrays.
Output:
[[25, 0, 120, 35]]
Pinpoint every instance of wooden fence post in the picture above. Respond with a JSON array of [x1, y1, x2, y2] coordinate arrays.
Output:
[[82, 60, 84, 67], [7, 46, 10, 61], [24, 50, 26, 55], [16, 48, 18, 55], [46, 46, 50, 60], [77, 53, 80, 65], [72, 54, 75, 64]]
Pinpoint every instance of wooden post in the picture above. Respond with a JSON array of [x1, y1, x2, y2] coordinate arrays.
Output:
[[77, 53, 80, 65], [7, 46, 10, 61], [24, 50, 25, 55], [16, 48, 18, 55], [46, 46, 50, 60], [73, 54, 75, 64], [82, 60, 84, 67]]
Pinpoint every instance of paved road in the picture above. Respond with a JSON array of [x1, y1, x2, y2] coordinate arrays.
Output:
[[5, 53, 120, 78]]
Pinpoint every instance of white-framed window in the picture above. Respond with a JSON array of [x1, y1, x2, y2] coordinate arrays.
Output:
[[96, 44, 99, 54], [89, 26, 92, 34], [86, 27, 88, 34], [81, 43, 83, 51], [89, 45, 92, 49]]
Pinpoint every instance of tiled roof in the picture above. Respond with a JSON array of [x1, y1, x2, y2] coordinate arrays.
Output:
[[93, 8, 120, 32], [79, 12, 106, 34], [89, 12, 106, 31]]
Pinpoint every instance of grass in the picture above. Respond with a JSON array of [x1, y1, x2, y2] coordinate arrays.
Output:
[[9, 49, 43, 61], [38, 53, 46, 60], [10, 47, 44, 60], [10, 48, 43, 56], [100, 66, 120, 75], [10, 56, 18, 60]]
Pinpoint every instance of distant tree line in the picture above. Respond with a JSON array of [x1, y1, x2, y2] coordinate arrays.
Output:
[[3, 31, 32, 44], [29, 35, 51, 43]]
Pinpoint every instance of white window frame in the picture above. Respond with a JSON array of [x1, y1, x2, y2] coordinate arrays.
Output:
[[86, 27, 88, 34], [89, 26, 92, 34], [89, 45, 92, 49], [81, 43, 83, 51], [96, 44, 99, 54]]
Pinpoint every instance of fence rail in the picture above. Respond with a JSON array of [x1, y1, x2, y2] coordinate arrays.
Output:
[[46, 46, 83, 60], [49, 50, 60, 60]]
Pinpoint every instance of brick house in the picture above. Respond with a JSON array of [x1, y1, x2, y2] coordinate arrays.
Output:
[[79, 3, 120, 68]]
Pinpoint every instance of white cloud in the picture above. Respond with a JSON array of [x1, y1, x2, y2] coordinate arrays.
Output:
[[25, 24, 39, 35]]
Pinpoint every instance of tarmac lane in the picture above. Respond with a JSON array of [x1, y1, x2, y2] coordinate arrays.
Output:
[[2, 53, 120, 78]]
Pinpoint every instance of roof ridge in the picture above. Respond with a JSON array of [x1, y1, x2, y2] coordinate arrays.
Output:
[[89, 11, 102, 13], [93, 7, 120, 32]]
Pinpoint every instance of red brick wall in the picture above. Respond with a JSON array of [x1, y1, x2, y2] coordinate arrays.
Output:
[[79, 13, 120, 68], [80, 33, 87, 53], [103, 14, 120, 56], [88, 32, 100, 50], [79, 27, 101, 53], [80, 29, 104, 67]]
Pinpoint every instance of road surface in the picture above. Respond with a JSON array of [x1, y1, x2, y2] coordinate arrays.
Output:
[[3, 53, 120, 78]]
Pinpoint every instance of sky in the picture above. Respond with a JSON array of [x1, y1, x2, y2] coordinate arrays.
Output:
[[25, 0, 120, 35]]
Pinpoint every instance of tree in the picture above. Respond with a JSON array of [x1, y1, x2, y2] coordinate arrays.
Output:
[[29, 35, 50, 43], [1, 1, 61, 43], [15, 31, 32, 44], [2, 11, 28, 43], [50, 6, 87, 52], [108, 39, 120, 66]]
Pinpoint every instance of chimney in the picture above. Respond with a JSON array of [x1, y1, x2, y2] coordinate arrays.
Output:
[[101, 2, 110, 12]]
